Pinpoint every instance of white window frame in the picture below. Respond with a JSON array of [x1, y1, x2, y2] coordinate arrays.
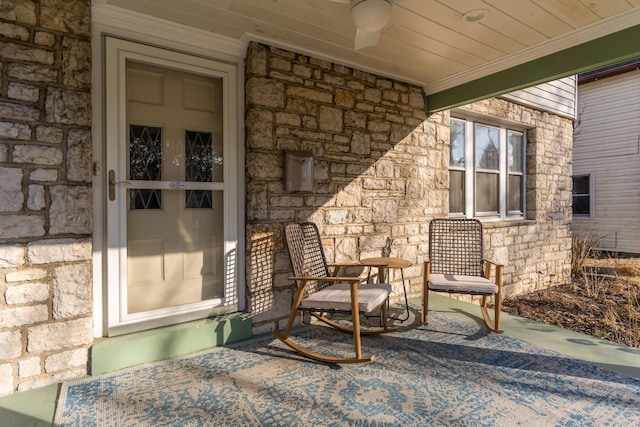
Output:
[[572, 172, 595, 218], [449, 116, 526, 221]]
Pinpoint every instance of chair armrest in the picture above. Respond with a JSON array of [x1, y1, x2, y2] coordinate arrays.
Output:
[[484, 259, 504, 268], [483, 260, 504, 288]]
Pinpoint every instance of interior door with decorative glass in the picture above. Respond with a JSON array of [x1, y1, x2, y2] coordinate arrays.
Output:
[[105, 38, 239, 334]]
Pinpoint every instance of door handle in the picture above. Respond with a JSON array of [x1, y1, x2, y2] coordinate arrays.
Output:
[[109, 170, 116, 201], [108, 170, 131, 201]]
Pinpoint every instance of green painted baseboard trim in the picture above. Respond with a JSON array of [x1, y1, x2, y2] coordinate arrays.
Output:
[[90, 313, 252, 375]]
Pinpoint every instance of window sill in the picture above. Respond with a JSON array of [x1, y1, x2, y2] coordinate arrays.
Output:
[[480, 219, 536, 229]]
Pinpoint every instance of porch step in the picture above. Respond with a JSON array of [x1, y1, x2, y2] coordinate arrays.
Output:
[[90, 313, 252, 375]]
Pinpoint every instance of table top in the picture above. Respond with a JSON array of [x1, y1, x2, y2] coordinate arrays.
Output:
[[360, 256, 412, 269]]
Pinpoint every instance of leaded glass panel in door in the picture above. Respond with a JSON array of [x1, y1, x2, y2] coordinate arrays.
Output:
[[129, 124, 162, 210], [185, 130, 217, 209]]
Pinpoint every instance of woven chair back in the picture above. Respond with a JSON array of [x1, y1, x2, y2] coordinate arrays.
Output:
[[429, 218, 484, 277], [285, 222, 332, 298]]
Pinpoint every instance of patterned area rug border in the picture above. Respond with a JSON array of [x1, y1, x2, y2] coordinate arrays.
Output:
[[54, 310, 640, 426]]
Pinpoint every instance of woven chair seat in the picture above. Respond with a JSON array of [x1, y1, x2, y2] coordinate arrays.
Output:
[[300, 282, 392, 313], [428, 274, 498, 295]]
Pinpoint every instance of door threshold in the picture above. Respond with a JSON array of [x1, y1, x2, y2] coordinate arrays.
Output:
[[91, 312, 252, 375]]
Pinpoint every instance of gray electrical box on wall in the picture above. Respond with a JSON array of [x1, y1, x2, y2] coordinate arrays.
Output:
[[284, 150, 314, 192]]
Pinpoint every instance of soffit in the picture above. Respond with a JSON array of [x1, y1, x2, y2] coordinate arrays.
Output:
[[99, 0, 640, 111]]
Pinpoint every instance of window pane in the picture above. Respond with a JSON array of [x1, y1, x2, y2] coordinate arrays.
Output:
[[476, 172, 499, 213], [130, 125, 162, 181], [449, 170, 465, 214], [129, 189, 162, 210], [475, 125, 499, 170], [572, 175, 591, 215], [185, 130, 213, 183], [185, 190, 212, 209], [450, 119, 465, 167], [508, 175, 522, 212], [185, 130, 214, 209], [508, 131, 523, 173], [129, 124, 162, 210], [573, 195, 590, 215], [573, 175, 590, 194]]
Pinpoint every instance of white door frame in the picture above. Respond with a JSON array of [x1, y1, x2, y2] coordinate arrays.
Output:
[[91, 3, 246, 337]]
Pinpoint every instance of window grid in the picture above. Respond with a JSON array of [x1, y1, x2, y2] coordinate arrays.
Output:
[[572, 174, 592, 217], [449, 118, 525, 220]]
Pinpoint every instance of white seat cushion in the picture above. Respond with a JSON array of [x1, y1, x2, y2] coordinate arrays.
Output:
[[300, 282, 392, 314], [429, 273, 498, 295]]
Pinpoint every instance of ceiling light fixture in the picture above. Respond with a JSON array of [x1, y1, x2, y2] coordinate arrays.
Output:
[[462, 8, 489, 23], [351, 0, 393, 33]]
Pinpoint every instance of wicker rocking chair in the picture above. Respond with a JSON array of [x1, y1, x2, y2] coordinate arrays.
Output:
[[273, 222, 396, 363], [422, 218, 504, 333]]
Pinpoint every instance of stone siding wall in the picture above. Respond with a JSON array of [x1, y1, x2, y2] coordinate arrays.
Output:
[[0, 0, 92, 395], [245, 42, 441, 334], [244, 42, 573, 335]]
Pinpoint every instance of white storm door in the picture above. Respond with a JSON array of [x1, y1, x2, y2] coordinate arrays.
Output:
[[104, 38, 239, 334]]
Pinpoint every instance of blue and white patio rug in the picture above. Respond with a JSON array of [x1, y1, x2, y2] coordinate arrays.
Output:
[[54, 311, 640, 426]]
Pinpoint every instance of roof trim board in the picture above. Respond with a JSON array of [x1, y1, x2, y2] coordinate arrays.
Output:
[[426, 24, 640, 113]]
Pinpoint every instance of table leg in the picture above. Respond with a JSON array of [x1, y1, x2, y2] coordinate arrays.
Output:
[[388, 268, 410, 321], [377, 266, 386, 283]]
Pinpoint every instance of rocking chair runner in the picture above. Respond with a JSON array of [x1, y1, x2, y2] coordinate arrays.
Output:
[[273, 222, 396, 363], [422, 218, 504, 333]]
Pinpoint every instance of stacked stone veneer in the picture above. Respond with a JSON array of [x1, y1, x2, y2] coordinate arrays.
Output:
[[244, 42, 573, 335], [0, 0, 92, 395]]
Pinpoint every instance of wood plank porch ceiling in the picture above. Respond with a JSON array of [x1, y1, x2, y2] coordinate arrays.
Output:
[[101, 0, 640, 111]]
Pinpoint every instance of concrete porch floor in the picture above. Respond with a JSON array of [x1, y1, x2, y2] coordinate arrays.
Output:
[[2, 293, 640, 427]]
